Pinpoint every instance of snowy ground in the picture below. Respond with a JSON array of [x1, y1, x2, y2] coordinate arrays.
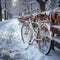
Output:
[[0, 19, 60, 60]]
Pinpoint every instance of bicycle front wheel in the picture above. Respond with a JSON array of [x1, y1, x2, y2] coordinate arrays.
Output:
[[21, 22, 33, 43]]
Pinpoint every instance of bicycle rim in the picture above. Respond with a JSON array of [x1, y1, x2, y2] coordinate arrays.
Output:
[[39, 25, 52, 55], [39, 37, 51, 55], [21, 22, 32, 43]]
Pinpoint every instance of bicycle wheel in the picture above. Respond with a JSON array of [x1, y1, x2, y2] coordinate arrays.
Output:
[[21, 22, 33, 43], [39, 24, 52, 55]]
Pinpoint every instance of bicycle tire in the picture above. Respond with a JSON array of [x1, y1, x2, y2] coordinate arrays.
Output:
[[38, 24, 52, 55], [21, 22, 32, 43], [39, 37, 52, 55]]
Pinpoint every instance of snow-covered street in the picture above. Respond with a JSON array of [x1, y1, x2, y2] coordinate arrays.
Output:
[[0, 19, 60, 60]]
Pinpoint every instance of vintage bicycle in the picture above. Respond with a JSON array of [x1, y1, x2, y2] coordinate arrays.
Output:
[[18, 14, 52, 55]]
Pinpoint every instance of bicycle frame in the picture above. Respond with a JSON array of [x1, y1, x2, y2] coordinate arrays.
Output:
[[21, 17, 53, 55], [24, 19, 51, 44]]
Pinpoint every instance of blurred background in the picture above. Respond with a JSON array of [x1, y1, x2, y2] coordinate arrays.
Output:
[[0, 0, 60, 21]]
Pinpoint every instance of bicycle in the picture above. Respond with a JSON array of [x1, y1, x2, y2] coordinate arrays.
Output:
[[20, 15, 52, 55]]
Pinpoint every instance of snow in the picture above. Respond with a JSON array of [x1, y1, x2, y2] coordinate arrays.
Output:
[[0, 18, 60, 60], [53, 37, 60, 44], [52, 25, 60, 30]]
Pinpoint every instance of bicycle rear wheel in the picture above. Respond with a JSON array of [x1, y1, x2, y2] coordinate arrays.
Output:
[[39, 24, 52, 55]]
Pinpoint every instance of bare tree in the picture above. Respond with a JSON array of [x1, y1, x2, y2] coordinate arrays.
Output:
[[0, 0, 2, 21], [36, 0, 48, 11]]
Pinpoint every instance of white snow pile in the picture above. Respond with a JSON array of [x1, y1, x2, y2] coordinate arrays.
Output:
[[0, 18, 60, 60], [0, 30, 28, 60], [0, 19, 28, 60], [0, 19, 42, 60]]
